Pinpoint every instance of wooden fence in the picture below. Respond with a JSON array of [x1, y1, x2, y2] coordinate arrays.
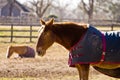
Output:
[[0, 25, 40, 42], [0, 18, 120, 42]]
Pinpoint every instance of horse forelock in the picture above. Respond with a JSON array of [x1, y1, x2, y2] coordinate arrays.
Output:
[[38, 25, 45, 32], [38, 25, 45, 37]]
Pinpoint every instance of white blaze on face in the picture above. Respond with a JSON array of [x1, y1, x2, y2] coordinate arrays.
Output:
[[6, 46, 10, 58], [38, 25, 45, 36]]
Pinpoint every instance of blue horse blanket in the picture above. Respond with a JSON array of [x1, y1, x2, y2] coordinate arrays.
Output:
[[19, 46, 35, 58], [69, 26, 120, 67]]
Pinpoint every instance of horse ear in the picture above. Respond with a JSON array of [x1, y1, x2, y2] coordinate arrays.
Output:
[[47, 18, 54, 25], [40, 19, 46, 25]]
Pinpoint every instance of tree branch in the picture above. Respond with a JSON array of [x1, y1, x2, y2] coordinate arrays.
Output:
[[81, 0, 89, 14]]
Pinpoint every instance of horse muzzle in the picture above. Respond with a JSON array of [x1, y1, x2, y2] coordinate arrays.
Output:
[[36, 47, 46, 56]]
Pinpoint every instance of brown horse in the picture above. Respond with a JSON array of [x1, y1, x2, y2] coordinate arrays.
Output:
[[6, 45, 35, 58], [36, 19, 120, 80]]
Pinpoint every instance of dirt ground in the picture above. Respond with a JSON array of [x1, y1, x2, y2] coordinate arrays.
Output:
[[0, 42, 119, 80]]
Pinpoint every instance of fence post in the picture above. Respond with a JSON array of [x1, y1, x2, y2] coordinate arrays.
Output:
[[10, 24, 13, 42], [111, 24, 114, 31], [30, 25, 32, 42]]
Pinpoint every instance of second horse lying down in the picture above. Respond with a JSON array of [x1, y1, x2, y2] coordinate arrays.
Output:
[[6, 45, 35, 58]]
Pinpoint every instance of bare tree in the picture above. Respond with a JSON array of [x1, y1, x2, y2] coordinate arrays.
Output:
[[110, 2, 120, 20], [78, 0, 94, 20], [79, 0, 120, 20], [29, 0, 53, 18], [8, 0, 15, 16]]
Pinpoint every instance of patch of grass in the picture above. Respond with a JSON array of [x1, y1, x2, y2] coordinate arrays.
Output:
[[0, 78, 40, 80], [96, 26, 120, 31]]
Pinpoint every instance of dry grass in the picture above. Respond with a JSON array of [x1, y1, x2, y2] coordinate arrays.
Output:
[[0, 26, 120, 80], [0, 42, 120, 80], [95, 26, 120, 31]]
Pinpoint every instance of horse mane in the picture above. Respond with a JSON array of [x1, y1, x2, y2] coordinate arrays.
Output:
[[53, 22, 88, 28], [51, 22, 88, 49], [52, 22, 88, 32]]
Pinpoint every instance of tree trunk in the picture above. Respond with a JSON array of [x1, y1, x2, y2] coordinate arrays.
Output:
[[81, 0, 94, 21]]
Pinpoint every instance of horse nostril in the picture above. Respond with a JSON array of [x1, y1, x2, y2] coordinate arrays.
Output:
[[36, 47, 46, 56], [36, 47, 42, 54], [37, 49, 42, 55], [37, 51, 40, 54], [36, 49, 40, 53]]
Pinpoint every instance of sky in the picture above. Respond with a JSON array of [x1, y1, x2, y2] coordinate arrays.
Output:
[[17, 0, 26, 3]]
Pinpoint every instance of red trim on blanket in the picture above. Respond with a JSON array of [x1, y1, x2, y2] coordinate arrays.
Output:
[[68, 53, 72, 66], [101, 34, 106, 62], [69, 61, 100, 67], [68, 32, 86, 66], [70, 32, 86, 51], [69, 61, 120, 67]]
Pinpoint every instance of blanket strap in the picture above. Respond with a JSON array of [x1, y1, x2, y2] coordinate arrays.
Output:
[[101, 34, 106, 62]]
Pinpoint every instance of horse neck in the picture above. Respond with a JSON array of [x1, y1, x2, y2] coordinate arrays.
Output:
[[53, 23, 88, 50]]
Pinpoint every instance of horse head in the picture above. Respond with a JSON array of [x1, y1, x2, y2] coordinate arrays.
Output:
[[6, 46, 13, 58], [36, 19, 55, 56], [36, 18, 88, 56]]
